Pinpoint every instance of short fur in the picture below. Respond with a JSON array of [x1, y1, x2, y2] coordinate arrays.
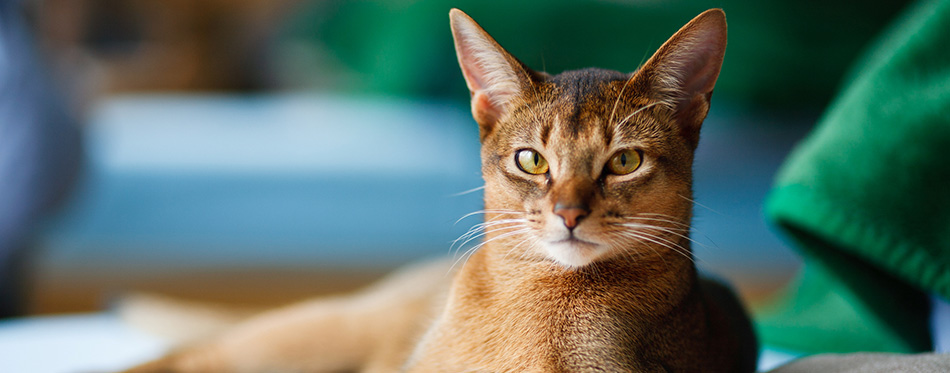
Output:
[[123, 9, 757, 373]]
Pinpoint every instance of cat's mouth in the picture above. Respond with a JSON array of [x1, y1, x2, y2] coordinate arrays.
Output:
[[543, 236, 605, 268], [553, 236, 598, 247]]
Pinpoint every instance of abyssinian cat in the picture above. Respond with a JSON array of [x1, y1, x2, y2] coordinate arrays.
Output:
[[124, 8, 757, 372]]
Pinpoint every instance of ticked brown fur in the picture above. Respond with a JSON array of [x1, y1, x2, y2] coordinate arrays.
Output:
[[124, 8, 756, 373]]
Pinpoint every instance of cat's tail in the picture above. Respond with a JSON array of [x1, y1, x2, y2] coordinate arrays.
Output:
[[116, 293, 261, 345]]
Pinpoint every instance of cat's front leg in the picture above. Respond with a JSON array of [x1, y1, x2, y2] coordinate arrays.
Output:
[[121, 259, 451, 373], [121, 296, 371, 372], [122, 344, 229, 373]]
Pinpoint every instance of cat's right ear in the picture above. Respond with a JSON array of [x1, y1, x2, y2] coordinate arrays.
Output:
[[450, 9, 533, 140]]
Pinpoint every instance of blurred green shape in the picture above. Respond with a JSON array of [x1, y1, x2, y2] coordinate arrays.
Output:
[[761, 0, 950, 354], [275, 0, 908, 112]]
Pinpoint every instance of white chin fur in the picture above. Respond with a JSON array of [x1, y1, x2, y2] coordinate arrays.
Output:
[[544, 240, 606, 268]]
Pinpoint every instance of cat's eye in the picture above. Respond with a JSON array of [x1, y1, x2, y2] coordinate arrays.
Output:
[[607, 149, 642, 175], [515, 149, 549, 175]]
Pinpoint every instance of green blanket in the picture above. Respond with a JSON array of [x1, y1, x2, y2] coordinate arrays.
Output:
[[759, 0, 950, 354]]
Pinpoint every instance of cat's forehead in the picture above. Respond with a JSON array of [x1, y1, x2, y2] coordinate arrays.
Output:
[[545, 68, 630, 99], [544, 68, 648, 129], [504, 68, 667, 148]]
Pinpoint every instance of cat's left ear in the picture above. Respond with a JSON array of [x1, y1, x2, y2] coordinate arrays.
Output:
[[450, 9, 537, 141], [632, 9, 727, 147]]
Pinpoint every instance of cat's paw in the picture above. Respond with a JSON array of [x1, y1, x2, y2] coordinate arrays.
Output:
[[120, 357, 181, 373], [120, 348, 221, 373]]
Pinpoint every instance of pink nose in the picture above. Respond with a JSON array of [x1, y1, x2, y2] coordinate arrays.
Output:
[[554, 205, 589, 229]]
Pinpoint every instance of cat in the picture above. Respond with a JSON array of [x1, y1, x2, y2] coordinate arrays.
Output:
[[123, 8, 757, 372]]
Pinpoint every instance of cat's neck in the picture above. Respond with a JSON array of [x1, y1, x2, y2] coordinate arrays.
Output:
[[456, 237, 698, 314]]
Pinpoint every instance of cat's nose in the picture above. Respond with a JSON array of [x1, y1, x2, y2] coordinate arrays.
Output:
[[554, 204, 589, 230]]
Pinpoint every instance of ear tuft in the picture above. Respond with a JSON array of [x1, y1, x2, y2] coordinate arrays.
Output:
[[450, 9, 531, 138]]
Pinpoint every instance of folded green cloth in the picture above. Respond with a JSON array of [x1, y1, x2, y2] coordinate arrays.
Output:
[[759, 0, 950, 354]]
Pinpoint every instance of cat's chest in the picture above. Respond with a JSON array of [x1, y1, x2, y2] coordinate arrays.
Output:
[[525, 290, 650, 366], [430, 285, 650, 371], [407, 254, 693, 371]]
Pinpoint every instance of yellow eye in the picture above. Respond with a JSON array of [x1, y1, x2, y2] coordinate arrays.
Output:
[[516, 149, 549, 175], [607, 149, 642, 175]]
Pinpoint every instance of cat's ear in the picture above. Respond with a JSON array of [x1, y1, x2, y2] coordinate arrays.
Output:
[[450, 9, 535, 140], [632, 9, 726, 146]]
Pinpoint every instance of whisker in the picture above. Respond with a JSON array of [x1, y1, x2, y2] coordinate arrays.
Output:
[[451, 218, 528, 252], [449, 185, 486, 197], [502, 236, 537, 262], [614, 222, 711, 250], [450, 220, 527, 255], [454, 209, 522, 225], [609, 219, 698, 261], [678, 194, 724, 216], [626, 213, 719, 249], [624, 215, 692, 228], [626, 213, 719, 248], [449, 227, 532, 274], [463, 218, 529, 233], [625, 230, 686, 252], [646, 231, 709, 266], [466, 228, 533, 254], [608, 75, 635, 129], [450, 220, 492, 247], [616, 101, 660, 128], [622, 230, 698, 264], [607, 232, 669, 268], [450, 220, 524, 256]]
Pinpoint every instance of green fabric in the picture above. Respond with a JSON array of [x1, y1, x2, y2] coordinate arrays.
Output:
[[760, 0, 950, 354], [275, 0, 907, 110]]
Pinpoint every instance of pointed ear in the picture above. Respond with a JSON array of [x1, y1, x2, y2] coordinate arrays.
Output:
[[450, 9, 534, 140], [632, 9, 727, 146]]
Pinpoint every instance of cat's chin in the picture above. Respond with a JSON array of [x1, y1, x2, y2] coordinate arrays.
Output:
[[543, 238, 606, 268]]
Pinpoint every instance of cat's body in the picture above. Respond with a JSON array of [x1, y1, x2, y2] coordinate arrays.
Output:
[[125, 9, 757, 373], [408, 255, 751, 372]]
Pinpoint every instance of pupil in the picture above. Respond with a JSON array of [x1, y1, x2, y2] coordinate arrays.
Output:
[[620, 153, 627, 166], [533, 152, 539, 166]]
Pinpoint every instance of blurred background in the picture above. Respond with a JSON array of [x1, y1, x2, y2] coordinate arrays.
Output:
[[1, 0, 911, 319]]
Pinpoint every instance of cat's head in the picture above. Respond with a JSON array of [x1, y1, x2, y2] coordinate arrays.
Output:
[[450, 9, 726, 269]]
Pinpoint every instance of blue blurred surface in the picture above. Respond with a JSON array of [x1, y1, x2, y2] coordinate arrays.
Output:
[[40, 94, 484, 273], [37, 93, 804, 284]]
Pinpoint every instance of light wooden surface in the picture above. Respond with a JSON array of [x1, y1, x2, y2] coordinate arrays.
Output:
[[27, 267, 390, 315], [26, 265, 794, 316]]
